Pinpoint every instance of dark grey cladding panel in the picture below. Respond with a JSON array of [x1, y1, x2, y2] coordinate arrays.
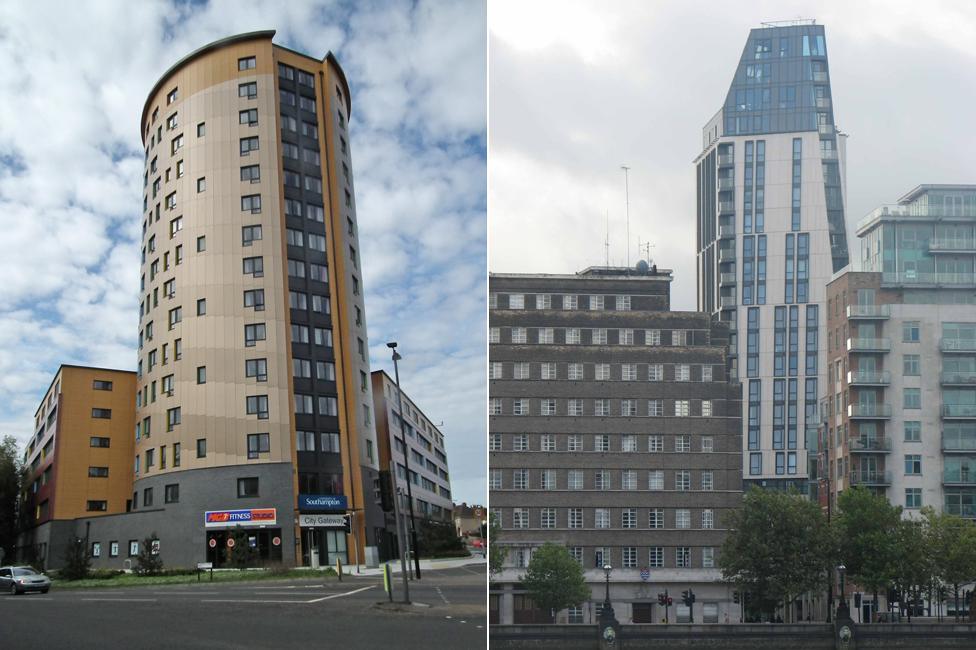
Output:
[[490, 275, 671, 296]]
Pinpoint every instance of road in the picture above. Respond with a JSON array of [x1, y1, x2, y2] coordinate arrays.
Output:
[[0, 564, 486, 649]]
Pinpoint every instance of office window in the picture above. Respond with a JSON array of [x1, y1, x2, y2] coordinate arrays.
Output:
[[237, 477, 259, 497], [90, 436, 110, 448], [905, 454, 921, 475], [540, 508, 556, 529], [701, 436, 714, 452], [143, 487, 153, 507], [675, 364, 691, 381], [196, 438, 206, 458], [197, 235, 206, 252], [238, 56, 256, 70], [247, 433, 270, 459], [92, 380, 113, 391], [903, 354, 920, 376], [592, 329, 608, 345], [648, 364, 663, 381], [562, 295, 578, 310], [512, 508, 528, 529], [88, 467, 109, 478], [675, 470, 691, 490], [512, 434, 528, 451], [676, 547, 691, 568], [165, 484, 179, 503], [649, 547, 664, 568], [595, 508, 610, 528], [92, 408, 112, 419], [196, 122, 205, 137], [568, 363, 583, 380], [702, 400, 713, 417], [567, 434, 582, 451], [648, 400, 663, 416], [675, 435, 691, 452], [702, 509, 714, 529], [616, 295, 631, 310], [510, 294, 525, 310], [622, 363, 638, 381], [703, 547, 715, 569], [196, 298, 206, 316], [646, 329, 661, 346], [676, 509, 691, 529], [648, 470, 664, 490], [648, 435, 663, 452], [568, 508, 583, 528], [672, 330, 688, 346], [166, 407, 181, 431], [622, 547, 638, 569], [674, 400, 690, 416]]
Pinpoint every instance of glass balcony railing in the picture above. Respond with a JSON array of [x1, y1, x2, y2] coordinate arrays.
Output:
[[719, 225, 736, 238], [820, 149, 838, 161], [929, 238, 976, 252], [717, 154, 734, 167], [846, 304, 890, 319], [813, 71, 828, 82], [848, 404, 892, 418], [718, 201, 734, 215], [847, 370, 890, 385], [717, 178, 734, 191], [849, 437, 891, 453], [718, 248, 736, 262], [719, 296, 737, 309], [847, 338, 891, 352], [719, 272, 737, 285], [857, 204, 976, 231], [815, 97, 832, 109], [883, 271, 976, 286], [941, 371, 976, 385], [849, 470, 891, 485], [942, 404, 976, 418], [941, 339, 976, 353], [944, 504, 976, 519], [942, 432, 976, 452], [818, 124, 835, 136], [943, 470, 976, 485]]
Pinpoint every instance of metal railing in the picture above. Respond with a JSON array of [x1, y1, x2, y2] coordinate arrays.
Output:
[[944, 504, 976, 518], [849, 470, 891, 485], [941, 372, 976, 385], [849, 437, 891, 452], [942, 432, 976, 452], [883, 271, 976, 286], [943, 470, 976, 485], [929, 238, 976, 251], [941, 339, 976, 352]]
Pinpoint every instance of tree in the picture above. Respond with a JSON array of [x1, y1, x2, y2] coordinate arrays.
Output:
[[488, 511, 507, 582], [0, 435, 22, 562], [926, 509, 976, 621], [520, 542, 591, 623], [888, 517, 932, 621], [61, 535, 91, 580], [135, 532, 164, 575], [416, 518, 467, 556], [720, 487, 833, 622], [835, 487, 903, 615]]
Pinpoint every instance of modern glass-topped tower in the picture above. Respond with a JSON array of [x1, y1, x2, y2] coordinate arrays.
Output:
[[695, 21, 849, 489]]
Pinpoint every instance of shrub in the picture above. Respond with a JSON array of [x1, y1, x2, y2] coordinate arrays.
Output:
[[135, 532, 164, 576], [61, 536, 91, 581]]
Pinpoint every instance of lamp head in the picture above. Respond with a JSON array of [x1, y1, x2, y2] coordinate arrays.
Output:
[[386, 341, 398, 349], [393, 351, 402, 362], [603, 563, 612, 577], [838, 564, 846, 574]]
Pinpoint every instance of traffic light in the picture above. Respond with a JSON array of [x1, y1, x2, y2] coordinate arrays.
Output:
[[682, 590, 690, 606], [733, 591, 740, 604], [658, 593, 666, 606], [667, 597, 673, 606], [378, 470, 395, 512]]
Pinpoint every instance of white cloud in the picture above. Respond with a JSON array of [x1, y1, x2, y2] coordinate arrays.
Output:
[[0, 0, 486, 504]]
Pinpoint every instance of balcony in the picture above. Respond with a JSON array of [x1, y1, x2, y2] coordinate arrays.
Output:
[[717, 177, 735, 191], [847, 370, 890, 386], [818, 124, 835, 137], [941, 372, 976, 386], [847, 337, 891, 352], [718, 248, 736, 262], [849, 437, 891, 453], [815, 97, 832, 109], [813, 71, 828, 82], [942, 432, 976, 453], [719, 272, 737, 286], [849, 470, 891, 486], [719, 296, 738, 310], [883, 271, 976, 287], [941, 339, 976, 353], [942, 404, 976, 419], [717, 153, 734, 167], [846, 304, 890, 319], [929, 239, 976, 253], [719, 224, 736, 239], [848, 404, 892, 419], [943, 470, 976, 486], [718, 201, 735, 215], [944, 504, 976, 519], [820, 149, 839, 161]]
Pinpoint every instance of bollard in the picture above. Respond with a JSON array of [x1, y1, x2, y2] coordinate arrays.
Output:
[[336, 558, 343, 582], [384, 564, 393, 602]]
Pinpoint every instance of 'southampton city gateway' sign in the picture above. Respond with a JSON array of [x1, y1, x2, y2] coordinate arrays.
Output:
[[298, 494, 347, 511], [298, 513, 350, 530], [204, 508, 278, 528]]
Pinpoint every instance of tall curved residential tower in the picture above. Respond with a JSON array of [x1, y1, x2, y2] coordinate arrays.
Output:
[[134, 30, 382, 567], [695, 21, 849, 490]]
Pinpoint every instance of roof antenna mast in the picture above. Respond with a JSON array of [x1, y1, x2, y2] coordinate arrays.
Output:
[[605, 210, 610, 267], [621, 165, 631, 267]]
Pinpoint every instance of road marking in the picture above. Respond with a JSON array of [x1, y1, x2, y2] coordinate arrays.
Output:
[[435, 586, 451, 604], [305, 585, 374, 603], [81, 598, 158, 602], [150, 591, 221, 595], [202, 599, 313, 604], [2, 597, 52, 601]]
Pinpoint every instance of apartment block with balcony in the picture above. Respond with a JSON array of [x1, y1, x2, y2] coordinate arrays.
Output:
[[819, 185, 976, 521]]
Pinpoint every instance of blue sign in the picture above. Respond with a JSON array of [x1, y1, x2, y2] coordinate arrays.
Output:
[[298, 494, 347, 511], [640, 567, 649, 581]]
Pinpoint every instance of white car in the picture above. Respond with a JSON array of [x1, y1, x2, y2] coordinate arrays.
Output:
[[0, 566, 51, 595]]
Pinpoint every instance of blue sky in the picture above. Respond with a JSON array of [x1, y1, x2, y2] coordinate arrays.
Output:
[[0, 0, 486, 505]]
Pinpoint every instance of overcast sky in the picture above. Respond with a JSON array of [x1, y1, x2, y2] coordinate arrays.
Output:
[[0, 0, 486, 505], [489, 0, 976, 309]]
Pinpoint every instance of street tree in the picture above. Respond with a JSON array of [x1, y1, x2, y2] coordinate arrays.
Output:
[[720, 487, 833, 621], [926, 508, 976, 620], [0, 435, 21, 562], [835, 487, 903, 613], [488, 511, 507, 582], [520, 542, 590, 623], [888, 517, 932, 621], [136, 532, 164, 575], [61, 535, 91, 580]]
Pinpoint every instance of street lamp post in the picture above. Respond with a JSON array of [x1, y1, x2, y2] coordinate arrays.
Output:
[[602, 564, 613, 617], [837, 564, 847, 618], [388, 342, 422, 580], [391, 485, 410, 602]]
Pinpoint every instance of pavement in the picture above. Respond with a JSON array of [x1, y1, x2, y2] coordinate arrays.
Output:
[[0, 562, 487, 649]]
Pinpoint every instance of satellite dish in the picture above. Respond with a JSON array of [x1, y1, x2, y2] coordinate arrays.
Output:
[[636, 260, 649, 274]]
